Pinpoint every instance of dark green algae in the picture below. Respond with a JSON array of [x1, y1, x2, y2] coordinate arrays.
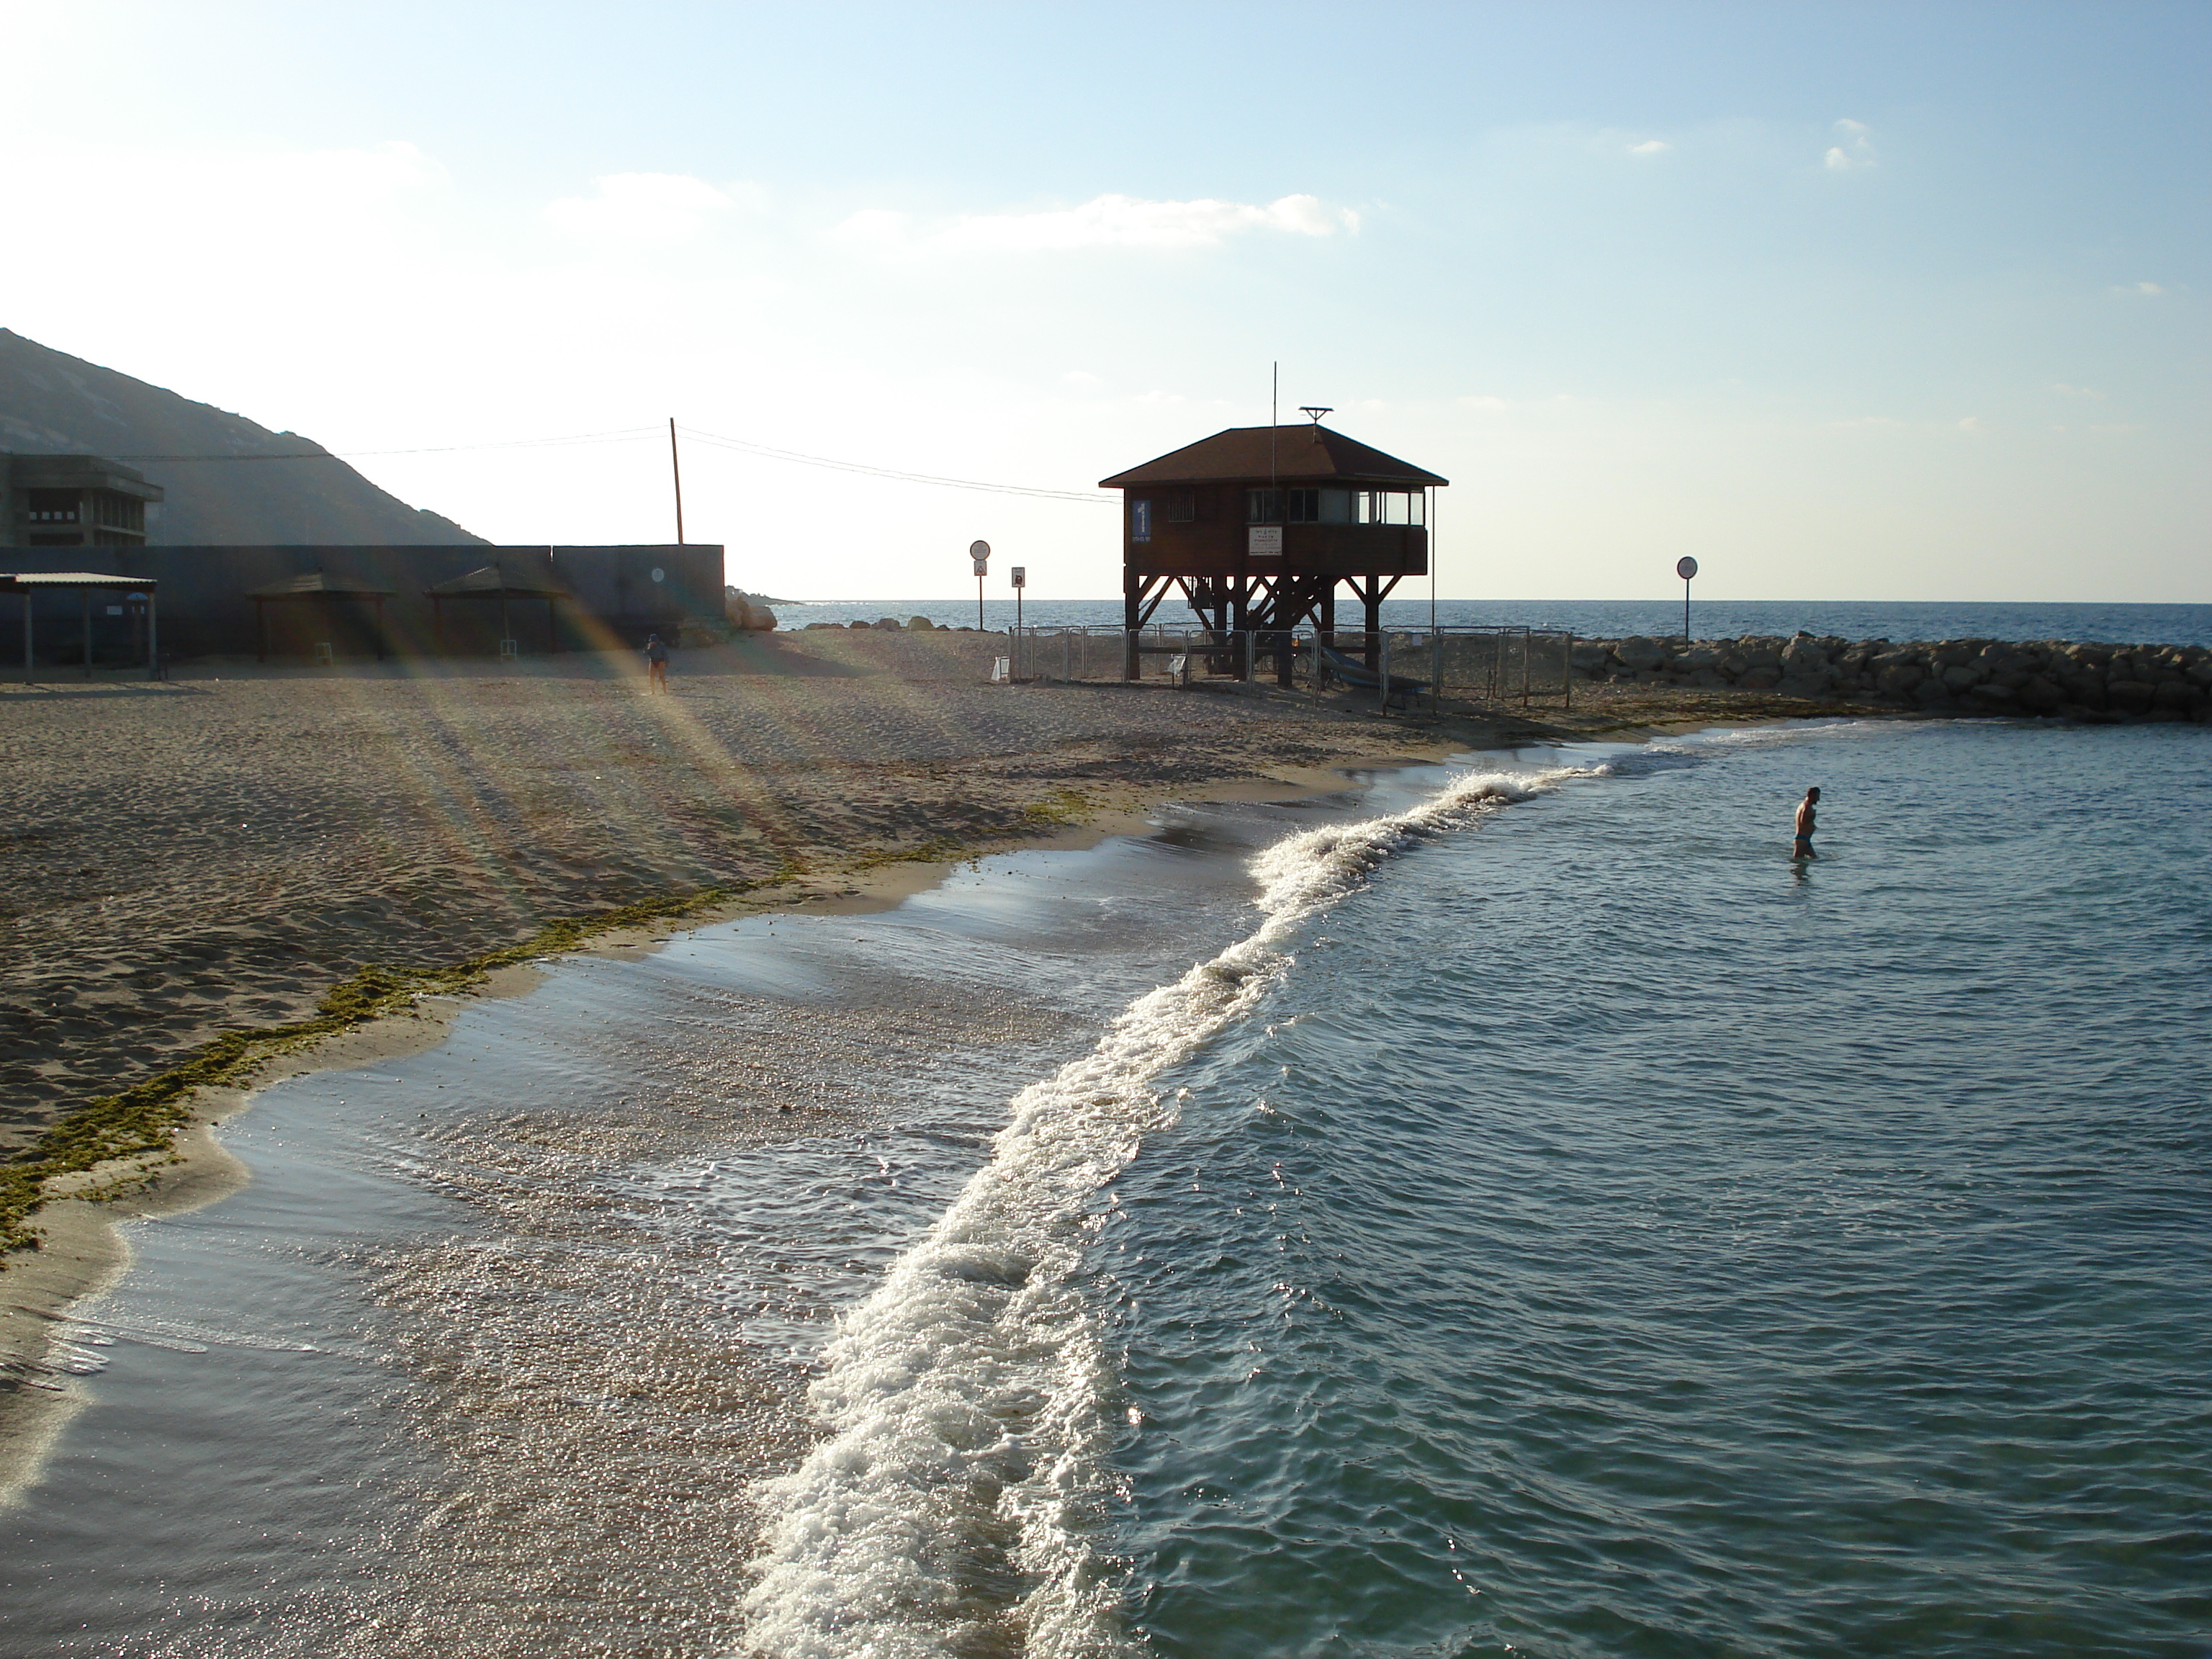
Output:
[[1, 876, 794, 1254]]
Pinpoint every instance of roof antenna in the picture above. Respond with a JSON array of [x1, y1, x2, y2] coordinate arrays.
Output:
[[1300, 405, 1332, 424]]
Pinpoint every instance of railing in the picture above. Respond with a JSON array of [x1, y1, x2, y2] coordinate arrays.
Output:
[[1006, 624, 1575, 710]]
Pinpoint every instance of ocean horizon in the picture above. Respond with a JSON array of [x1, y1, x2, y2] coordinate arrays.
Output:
[[765, 598, 2212, 649]]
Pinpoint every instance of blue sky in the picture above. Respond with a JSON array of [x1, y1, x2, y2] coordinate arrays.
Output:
[[4, 1, 2203, 601]]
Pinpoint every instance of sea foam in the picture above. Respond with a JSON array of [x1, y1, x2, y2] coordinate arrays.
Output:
[[738, 766, 1591, 1658]]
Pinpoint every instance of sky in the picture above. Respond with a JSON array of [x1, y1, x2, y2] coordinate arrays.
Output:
[[1, 1, 2203, 603]]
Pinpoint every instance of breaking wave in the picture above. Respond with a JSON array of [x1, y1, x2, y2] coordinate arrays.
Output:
[[738, 765, 1594, 1658]]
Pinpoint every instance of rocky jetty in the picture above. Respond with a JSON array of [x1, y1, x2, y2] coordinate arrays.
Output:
[[1568, 634, 2212, 723]]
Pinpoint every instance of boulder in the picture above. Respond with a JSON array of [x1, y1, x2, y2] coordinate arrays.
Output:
[[1874, 662, 1924, 696], [2016, 675, 2065, 714], [1780, 635, 1830, 678], [2106, 679, 2157, 714], [905, 615, 936, 631], [1613, 636, 1665, 671], [727, 600, 777, 631]]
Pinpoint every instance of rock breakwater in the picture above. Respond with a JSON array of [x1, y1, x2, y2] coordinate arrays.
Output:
[[1568, 634, 2212, 723]]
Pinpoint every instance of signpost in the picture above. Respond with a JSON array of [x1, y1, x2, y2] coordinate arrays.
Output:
[[1676, 556, 1699, 642], [1010, 565, 1025, 647], [970, 540, 990, 631]]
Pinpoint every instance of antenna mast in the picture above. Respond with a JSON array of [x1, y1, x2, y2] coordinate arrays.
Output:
[[1269, 361, 1279, 525]]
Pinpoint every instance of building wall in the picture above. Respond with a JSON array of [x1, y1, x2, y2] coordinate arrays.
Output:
[[0, 544, 724, 661]]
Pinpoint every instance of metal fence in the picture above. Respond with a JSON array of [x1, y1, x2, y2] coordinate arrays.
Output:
[[1007, 624, 1574, 710]]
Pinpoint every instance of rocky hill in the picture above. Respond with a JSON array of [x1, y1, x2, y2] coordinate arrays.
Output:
[[0, 328, 484, 545]]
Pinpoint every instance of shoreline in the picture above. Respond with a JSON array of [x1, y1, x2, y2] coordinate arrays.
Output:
[[0, 746, 1465, 1499], [7, 622, 2185, 1498]]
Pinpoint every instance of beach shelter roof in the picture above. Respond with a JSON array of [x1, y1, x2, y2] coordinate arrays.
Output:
[[0, 571, 157, 593], [1099, 423, 1449, 488], [247, 571, 395, 600], [425, 563, 570, 599]]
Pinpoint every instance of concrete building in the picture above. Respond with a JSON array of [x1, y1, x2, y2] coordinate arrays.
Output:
[[0, 540, 726, 664], [1, 454, 164, 548]]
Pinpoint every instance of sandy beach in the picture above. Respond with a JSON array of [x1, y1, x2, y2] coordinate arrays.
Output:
[[0, 624, 1876, 1488]]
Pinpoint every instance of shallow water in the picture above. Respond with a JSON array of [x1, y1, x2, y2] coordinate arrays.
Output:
[[1103, 720, 2212, 1658], [4, 723, 2206, 1658], [0, 791, 1358, 1655]]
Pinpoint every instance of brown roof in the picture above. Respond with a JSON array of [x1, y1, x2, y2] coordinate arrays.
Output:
[[426, 562, 569, 598], [248, 571, 393, 599], [1099, 424, 1448, 488]]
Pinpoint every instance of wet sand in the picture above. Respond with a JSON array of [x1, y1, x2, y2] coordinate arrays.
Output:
[[0, 623, 1877, 1482]]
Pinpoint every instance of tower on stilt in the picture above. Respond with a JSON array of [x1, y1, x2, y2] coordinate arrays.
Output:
[[1100, 423, 1446, 683]]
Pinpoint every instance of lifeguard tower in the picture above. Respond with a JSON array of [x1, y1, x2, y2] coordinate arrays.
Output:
[[1100, 418, 1447, 682]]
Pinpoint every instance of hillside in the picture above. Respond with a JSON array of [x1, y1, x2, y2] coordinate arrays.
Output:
[[0, 329, 485, 545]]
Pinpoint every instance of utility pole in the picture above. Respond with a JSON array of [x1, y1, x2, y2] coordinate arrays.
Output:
[[669, 418, 686, 544]]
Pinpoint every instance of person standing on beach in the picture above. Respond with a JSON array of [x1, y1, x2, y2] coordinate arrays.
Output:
[[644, 632, 670, 693], [1793, 787, 1820, 860]]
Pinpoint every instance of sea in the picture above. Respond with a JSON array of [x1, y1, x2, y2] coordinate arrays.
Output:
[[1, 697, 2207, 1653], [768, 598, 2212, 648]]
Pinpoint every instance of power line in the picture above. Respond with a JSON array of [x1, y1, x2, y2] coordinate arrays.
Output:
[[111, 419, 1115, 504], [112, 426, 662, 463], [676, 424, 1114, 503]]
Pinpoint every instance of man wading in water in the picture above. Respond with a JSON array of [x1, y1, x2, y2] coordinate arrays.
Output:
[[1793, 787, 1820, 860]]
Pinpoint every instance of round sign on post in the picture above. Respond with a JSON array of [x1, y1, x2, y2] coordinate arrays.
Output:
[[1676, 557, 1698, 642], [1676, 557, 1698, 581], [970, 541, 990, 631]]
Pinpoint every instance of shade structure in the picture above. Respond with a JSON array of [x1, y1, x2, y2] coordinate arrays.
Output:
[[1, 571, 160, 683], [247, 570, 393, 662], [423, 562, 572, 655]]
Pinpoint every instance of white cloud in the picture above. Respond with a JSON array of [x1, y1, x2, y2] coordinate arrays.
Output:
[[1627, 139, 1670, 156], [1956, 416, 1984, 433], [837, 192, 1356, 253], [1824, 118, 1875, 171], [2110, 280, 2166, 296], [543, 173, 743, 243], [2050, 382, 2106, 399]]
